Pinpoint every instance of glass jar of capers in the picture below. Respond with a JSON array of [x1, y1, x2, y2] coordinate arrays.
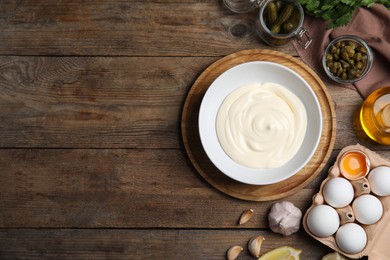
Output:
[[322, 35, 374, 84], [255, 0, 312, 48]]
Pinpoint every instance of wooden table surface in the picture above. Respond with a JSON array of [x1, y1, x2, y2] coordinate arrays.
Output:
[[0, 1, 388, 259]]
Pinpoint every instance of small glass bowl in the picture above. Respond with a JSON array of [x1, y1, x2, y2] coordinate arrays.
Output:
[[322, 35, 374, 84]]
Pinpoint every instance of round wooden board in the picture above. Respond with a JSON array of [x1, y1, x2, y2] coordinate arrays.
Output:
[[181, 49, 336, 201]]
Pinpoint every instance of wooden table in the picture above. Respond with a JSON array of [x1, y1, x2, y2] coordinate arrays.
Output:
[[0, 1, 387, 259]]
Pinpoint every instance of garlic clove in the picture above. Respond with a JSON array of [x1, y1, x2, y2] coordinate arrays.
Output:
[[238, 208, 254, 225], [226, 245, 243, 260], [248, 235, 265, 257]]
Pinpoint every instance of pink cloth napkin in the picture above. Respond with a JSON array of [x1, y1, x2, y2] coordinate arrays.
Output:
[[293, 4, 390, 98]]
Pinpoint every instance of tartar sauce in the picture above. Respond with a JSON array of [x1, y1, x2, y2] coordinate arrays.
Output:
[[216, 82, 307, 169]]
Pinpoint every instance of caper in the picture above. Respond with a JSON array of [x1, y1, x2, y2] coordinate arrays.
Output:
[[335, 47, 340, 56], [341, 50, 350, 60], [334, 61, 341, 69], [337, 67, 343, 77], [354, 52, 362, 61], [357, 46, 367, 54], [341, 60, 350, 68], [349, 68, 358, 77], [345, 44, 356, 51], [326, 53, 333, 62], [342, 72, 348, 80], [356, 61, 364, 69], [329, 45, 336, 54]]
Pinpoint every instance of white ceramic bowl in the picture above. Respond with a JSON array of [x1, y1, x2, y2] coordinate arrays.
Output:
[[198, 61, 322, 185]]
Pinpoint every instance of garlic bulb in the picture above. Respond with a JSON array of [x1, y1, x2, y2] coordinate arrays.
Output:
[[268, 201, 302, 236]]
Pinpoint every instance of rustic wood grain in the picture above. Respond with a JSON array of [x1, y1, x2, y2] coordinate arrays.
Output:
[[0, 148, 318, 228], [0, 56, 211, 148], [0, 148, 388, 229], [0, 229, 334, 260], [0, 0, 388, 258], [0, 1, 296, 56]]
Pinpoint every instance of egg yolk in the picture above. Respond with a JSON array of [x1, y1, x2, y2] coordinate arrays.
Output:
[[340, 151, 369, 180]]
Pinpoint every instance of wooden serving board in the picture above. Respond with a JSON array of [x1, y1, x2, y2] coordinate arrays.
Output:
[[181, 49, 336, 201]]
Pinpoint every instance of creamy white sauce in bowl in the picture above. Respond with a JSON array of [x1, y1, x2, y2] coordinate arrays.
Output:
[[198, 61, 322, 185], [216, 82, 307, 169]]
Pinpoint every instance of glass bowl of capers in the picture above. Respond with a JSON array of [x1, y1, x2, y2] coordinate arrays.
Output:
[[322, 35, 374, 84]]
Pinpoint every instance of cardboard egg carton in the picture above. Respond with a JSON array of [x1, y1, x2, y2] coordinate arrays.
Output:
[[303, 144, 390, 259]]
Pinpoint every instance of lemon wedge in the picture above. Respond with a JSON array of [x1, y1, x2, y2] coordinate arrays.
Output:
[[321, 252, 347, 260], [258, 246, 302, 260]]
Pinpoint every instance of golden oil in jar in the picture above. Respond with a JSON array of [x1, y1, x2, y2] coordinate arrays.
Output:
[[360, 86, 390, 145]]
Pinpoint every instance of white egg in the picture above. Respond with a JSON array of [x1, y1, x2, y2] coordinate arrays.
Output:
[[336, 223, 367, 254], [306, 205, 340, 238], [323, 177, 354, 208], [352, 194, 383, 225], [368, 166, 390, 196]]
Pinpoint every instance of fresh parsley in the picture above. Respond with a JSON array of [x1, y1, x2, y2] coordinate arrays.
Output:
[[299, 0, 390, 28]]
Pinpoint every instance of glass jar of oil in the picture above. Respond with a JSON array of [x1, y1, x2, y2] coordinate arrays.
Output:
[[360, 86, 390, 145]]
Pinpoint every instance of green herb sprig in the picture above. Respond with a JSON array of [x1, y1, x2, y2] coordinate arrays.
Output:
[[299, 0, 390, 28]]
